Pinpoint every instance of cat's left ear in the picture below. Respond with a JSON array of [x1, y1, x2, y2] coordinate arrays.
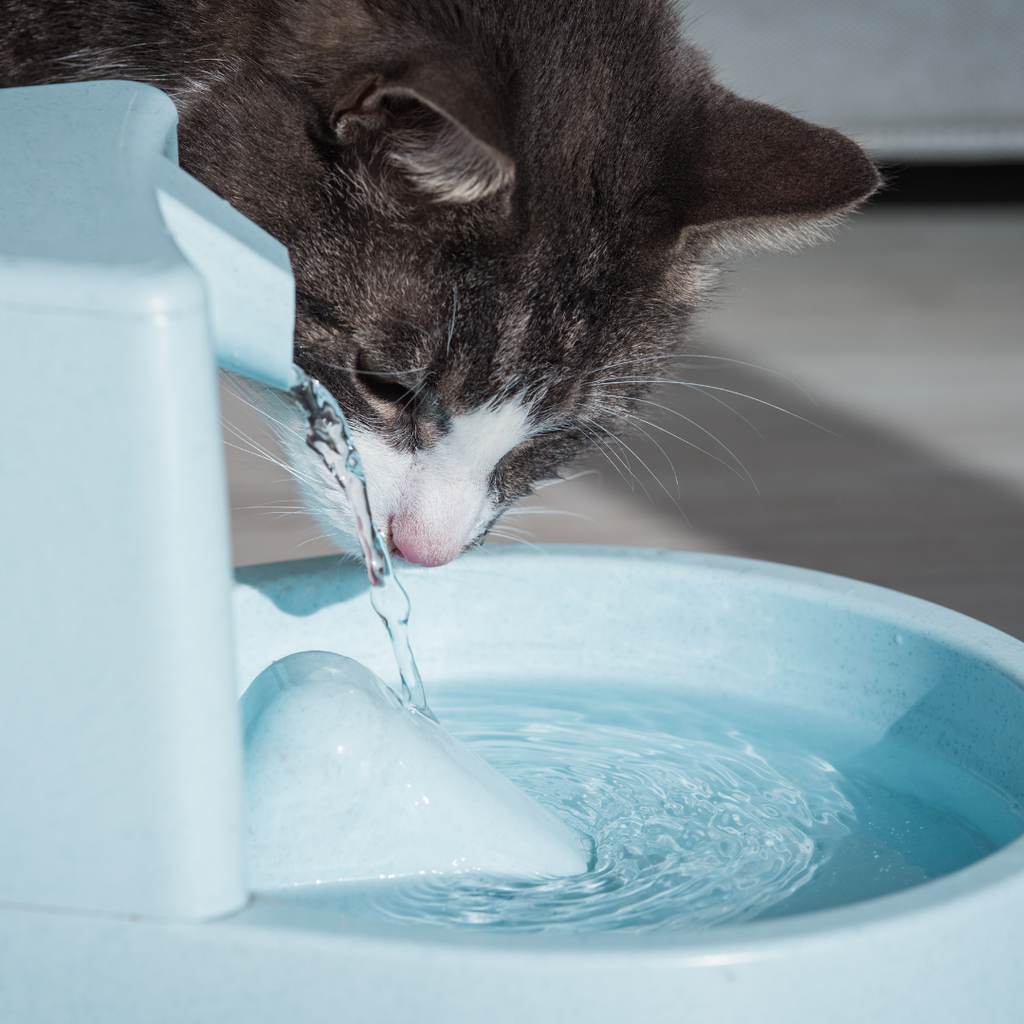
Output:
[[332, 61, 515, 203], [682, 87, 880, 239]]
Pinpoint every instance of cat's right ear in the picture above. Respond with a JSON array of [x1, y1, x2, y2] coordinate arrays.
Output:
[[681, 87, 880, 248], [331, 61, 515, 204]]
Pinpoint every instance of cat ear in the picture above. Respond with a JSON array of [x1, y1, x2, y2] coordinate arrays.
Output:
[[333, 63, 515, 203], [684, 88, 880, 239]]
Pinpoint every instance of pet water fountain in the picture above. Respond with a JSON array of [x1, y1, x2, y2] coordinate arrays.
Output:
[[2, 81, 1024, 1023]]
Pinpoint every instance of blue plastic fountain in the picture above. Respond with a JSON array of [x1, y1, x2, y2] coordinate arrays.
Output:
[[1, 81, 1023, 1023]]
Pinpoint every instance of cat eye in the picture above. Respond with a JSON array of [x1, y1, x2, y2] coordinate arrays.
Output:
[[356, 350, 418, 407]]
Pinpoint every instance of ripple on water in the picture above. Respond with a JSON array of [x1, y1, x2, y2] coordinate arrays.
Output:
[[266, 693, 856, 933]]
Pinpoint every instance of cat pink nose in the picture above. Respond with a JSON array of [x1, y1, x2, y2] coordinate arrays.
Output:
[[389, 518, 463, 568]]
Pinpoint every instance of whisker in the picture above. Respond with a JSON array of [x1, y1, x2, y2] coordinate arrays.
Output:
[[670, 354, 817, 403], [503, 507, 595, 521], [592, 377, 834, 433], [399, 373, 433, 413], [589, 374, 764, 436], [295, 354, 351, 375], [574, 423, 630, 487], [585, 353, 817, 403], [222, 436, 326, 488], [533, 468, 602, 489], [589, 396, 756, 487], [589, 404, 682, 495], [486, 530, 539, 549], [221, 423, 291, 465], [490, 523, 534, 539], [610, 407, 755, 493], [660, 381, 767, 440], [288, 534, 340, 554], [619, 392, 763, 445], [578, 419, 643, 494], [667, 381, 834, 433], [237, 510, 311, 522], [233, 503, 308, 512], [585, 417, 665, 506], [221, 381, 303, 435], [620, 419, 683, 504], [592, 414, 686, 515], [221, 440, 293, 475]]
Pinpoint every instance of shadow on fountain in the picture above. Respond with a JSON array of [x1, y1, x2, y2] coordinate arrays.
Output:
[[238, 557, 370, 616]]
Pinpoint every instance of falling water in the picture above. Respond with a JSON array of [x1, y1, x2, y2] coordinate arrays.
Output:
[[290, 370, 432, 716], [256, 373, 1024, 933]]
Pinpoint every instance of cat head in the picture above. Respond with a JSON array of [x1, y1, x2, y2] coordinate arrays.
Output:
[[180, 0, 878, 566]]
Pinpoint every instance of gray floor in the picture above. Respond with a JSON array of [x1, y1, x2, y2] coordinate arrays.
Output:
[[224, 206, 1024, 640]]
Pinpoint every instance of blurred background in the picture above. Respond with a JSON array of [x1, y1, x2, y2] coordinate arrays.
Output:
[[222, 0, 1024, 640]]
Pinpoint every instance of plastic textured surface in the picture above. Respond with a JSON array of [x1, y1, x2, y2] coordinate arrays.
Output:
[[2, 77, 1023, 1023], [0, 80, 301, 919], [2, 546, 1024, 1021], [0, 81, 296, 389], [243, 651, 587, 887]]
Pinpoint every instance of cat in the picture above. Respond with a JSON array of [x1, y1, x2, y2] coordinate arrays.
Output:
[[1, 0, 879, 566]]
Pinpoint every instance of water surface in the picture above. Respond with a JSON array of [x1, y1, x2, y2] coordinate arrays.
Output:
[[264, 683, 1024, 933]]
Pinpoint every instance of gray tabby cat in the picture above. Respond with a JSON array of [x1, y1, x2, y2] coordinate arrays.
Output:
[[1, 0, 879, 566]]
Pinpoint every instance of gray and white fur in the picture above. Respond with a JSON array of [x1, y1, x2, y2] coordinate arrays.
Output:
[[1, 0, 880, 566]]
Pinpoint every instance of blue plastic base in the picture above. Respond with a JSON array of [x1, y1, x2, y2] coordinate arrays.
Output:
[[3, 546, 1023, 1023]]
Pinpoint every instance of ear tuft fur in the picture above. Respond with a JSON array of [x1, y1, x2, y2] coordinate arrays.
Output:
[[333, 61, 514, 203], [386, 116, 514, 202]]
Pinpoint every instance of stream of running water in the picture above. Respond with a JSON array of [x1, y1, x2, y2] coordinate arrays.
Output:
[[291, 370, 432, 717]]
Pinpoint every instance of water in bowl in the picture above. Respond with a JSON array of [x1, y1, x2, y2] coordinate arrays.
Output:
[[281, 372, 1024, 933], [262, 681, 1024, 933]]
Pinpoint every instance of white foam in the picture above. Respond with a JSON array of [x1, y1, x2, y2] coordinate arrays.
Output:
[[242, 652, 589, 888]]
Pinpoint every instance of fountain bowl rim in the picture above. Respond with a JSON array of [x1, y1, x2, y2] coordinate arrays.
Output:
[[234, 544, 1024, 954]]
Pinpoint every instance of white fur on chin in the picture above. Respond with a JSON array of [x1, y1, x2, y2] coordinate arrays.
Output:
[[263, 383, 534, 566]]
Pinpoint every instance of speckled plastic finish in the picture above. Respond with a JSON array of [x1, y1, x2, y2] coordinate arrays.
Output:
[[4, 550, 1024, 1021], [2, 78, 1023, 1024], [234, 547, 1024, 1021], [234, 548, 1024, 807], [242, 651, 588, 886]]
